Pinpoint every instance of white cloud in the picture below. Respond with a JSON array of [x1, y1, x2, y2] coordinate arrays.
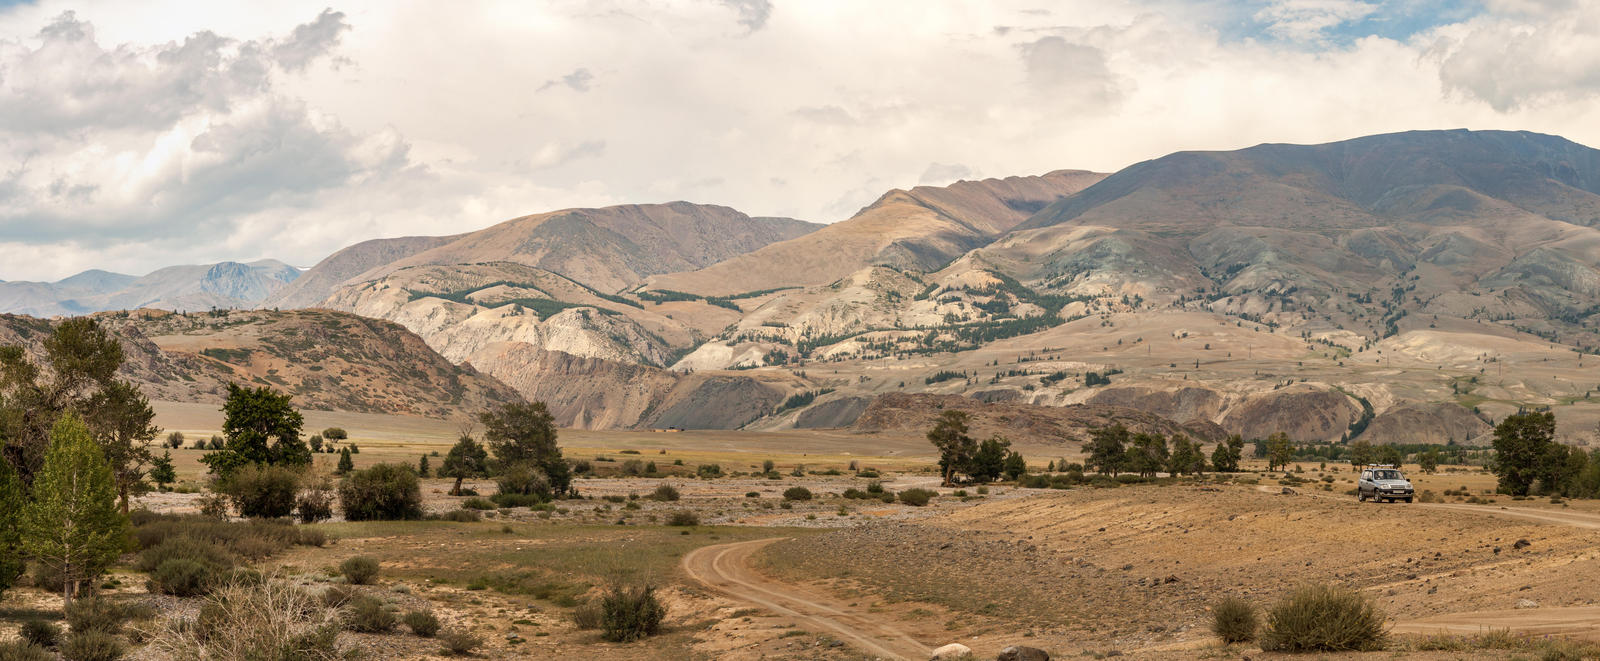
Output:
[[0, 0, 1597, 282]]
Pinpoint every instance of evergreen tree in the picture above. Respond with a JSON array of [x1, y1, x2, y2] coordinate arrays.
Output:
[[336, 447, 355, 475], [1266, 432, 1293, 472], [84, 380, 159, 513], [1087, 424, 1130, 475], [481, 402, 570, 495], [149, 451, 177, 490], [418, 455, 431, 478], [439, 433, 489, 496], [23, 412, 127, 605], [1347, 439, 1376, 470], [1167, 434, 1208, 475], [0, 457, 23, 599], [1002, 450, 1027, 481], [968, 434, 1010, 483], [0, 317, 125, 483], [1210, 435, 1243, 472], [201, 383, 309, 475], [1493, 411, 1556, 496], [926, 409, 975, 486], [1125, 432, 1170, 477]]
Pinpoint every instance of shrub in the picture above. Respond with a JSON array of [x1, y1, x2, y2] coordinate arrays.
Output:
[[435, 510, 481, 522], [339, 464, 423, 521], [865, 481, 884, 494], [879, 492, 896, 503], [296, 488, 335, 524], [782, 487, 812, 501], [1211, 597, 1259, 643], [650, 484, 680, 502], [0, 641, 53, 661], [666, 511, 699, 526], [898, 488, 936, 506], [132, 515, 315, 562], [20, 620, 60, 648], [600, 583, 667, 642], [135, 536, 237, 573], [745, 491, 760, 498], [494, 465, 552, 504], [218, 464, 302, 519], [402, 610, 441, 637], [65, 597, 130, 635], [59, 630, 123, 661], [842, 488, 867, 499], [343, 595, 396, 633], [696, 464, 722, 479], [149, 558, 219, 597], [461, 497, 495, 510], [147, 578, 343, 660], [340, 557, 380, 585], [1260, 584, 1387, 652], [321, 584, 360, 608], [197, 493, 230, 519], [489, 493, 545, 508], [571, 602, 602, 630], [438, 630, 482, 656]]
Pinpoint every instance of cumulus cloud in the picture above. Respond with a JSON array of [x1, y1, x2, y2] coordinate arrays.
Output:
[[1432, 0, 1600, 111], [1018, 36, 1120, 108], [1253, 0, 1379, 42]]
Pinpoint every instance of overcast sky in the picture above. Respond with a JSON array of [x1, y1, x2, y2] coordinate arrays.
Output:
[[1, 0, 1599, 280]]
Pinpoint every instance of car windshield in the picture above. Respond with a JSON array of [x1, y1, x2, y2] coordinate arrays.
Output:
[[1374, 470, 1403, 480]]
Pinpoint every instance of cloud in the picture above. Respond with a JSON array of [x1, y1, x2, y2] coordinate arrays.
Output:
[[1018, 36, 1120, 108], [720, 0, 773, 32], [270, 8, 348, 71], [540, 67, 595, 92], [1253, 0, 1379, 42], [919, 163, 974, 185], [1432, 0, 1600, 111]]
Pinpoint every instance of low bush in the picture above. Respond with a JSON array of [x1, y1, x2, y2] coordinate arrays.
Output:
[[133, 513, 317, 561], [489, 493, 544, 508], [296, 489, 335, 524], [20, 620, 60, 648], [65, 597, 132, 635], [59, 630, 123, 661], [865, 481, 884, 494], [898, 488, 936, 506], [402, 610, 440, 637], [321, 584, 360, 608], [1260, 584, 1386, 652], [666, 510, 699, 526], [696, 464, 722, 479], [342, 595, 396, 633], [650, 484, 680, 502], [147, 578, 344, 661], [340, 557, 381, 585], [0, 641, 52, 661], [149, 558, 220, 597], [339, 464, 424, 521], [495, 466, 552, 504], [571, 601, 602, 629], [600, 583, 667, 642], [878, 492, 896, 504], [782, 487, 812, 501], [438, 629, 482, 656], [135, 536, 237, 573], [745, 491, 760, 498], [1211, 596, 1258, 643], [218, 464, 302, 519], [433, 510, 481, 522]]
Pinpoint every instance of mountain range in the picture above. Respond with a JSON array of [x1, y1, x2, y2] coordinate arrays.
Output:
[[0, 260, 302, 317], [8, 129, 1599, 446]]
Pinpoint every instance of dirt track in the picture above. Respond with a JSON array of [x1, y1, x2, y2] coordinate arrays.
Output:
[[682, 538, 934, 660]]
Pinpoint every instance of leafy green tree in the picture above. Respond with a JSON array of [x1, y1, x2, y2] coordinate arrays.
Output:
[[1002, 450, 1027, 481], [926, 409, 975, 486], [1211, 435, 1244, 472], [1492, 411, 1556, 496], [968, 435, 1010, 483], [1266, 432, 1293, 472], [1087, 425, 1131, 475], [1347, 439, 1376, 470], [0, 317, 125, 483], [1167, 434, 1207, 476], [439, 434, 489, 495], [1377, 444, 1404, 467], [84, 380, 159, 513], [322, 428, 348, 441], [1541, 443, 1587, 497], [1418, 447, 1440, 474], [336, 447, 354, 476], [149, 451, 177, 490], [23, 412, 128, 605], [1125, 432, 1170, 478], [200, 384, 309, 476], [0, 457, 23, 599], [309, 434, 324, 453], [481, 402, 571, 495]]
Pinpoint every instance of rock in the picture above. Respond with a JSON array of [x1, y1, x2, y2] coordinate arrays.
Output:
[[1281, 487, 1297, 495], [1516, 599, 1540, 609], [1513, 539, 1531, 550], [998, 645, 1051, 661], [931, 643, 974, 660]]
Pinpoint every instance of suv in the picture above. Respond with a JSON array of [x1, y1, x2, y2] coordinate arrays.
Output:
[[1358, 465, 1414, 503]]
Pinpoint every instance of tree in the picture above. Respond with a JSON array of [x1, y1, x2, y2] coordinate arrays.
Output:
[[1002, 450, 1027, 481], [23, 412, 127, 605], [84, 380, 159, 513], [1418, 447, 1440, 474], [1493, 411, 1556, 496], [1348, 439, 1376, 470], [418, 455, 431, 478], [1087, 424, 1130, 475], [1377, 444, 1404, 467], [1168, 434, 1207, 476], [439, 433, 489, 495], [480, 402, 571, 496], [336, 447, 355, 476], [968, 435, 1010, 483], [1126, 432, 1170, 478], [322, 428, 348, 441], [926, 410, 976, 486], [0, 457, 23, 599], [309, 434, 324, 453], [0, 317, 125, 483], [1266, 432, 1293, 472], [201, 384, 309, 476], [1211, 435, 1244, 472], [149, 451, 177, 490]]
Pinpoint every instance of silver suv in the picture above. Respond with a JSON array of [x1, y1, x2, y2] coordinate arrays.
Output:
[[1358, 466, 1413, 503]]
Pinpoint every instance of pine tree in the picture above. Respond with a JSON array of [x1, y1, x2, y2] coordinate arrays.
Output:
[[0, 457, 24, 599], [23, 412, 128, 605], [336, 447, 354, 475], [418, 455, 431, 478], [439, 433, 489, 496], [926, 410, 975, 486], [150, 451, 177, 490]]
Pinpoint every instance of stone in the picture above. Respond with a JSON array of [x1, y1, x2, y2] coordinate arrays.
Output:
[[930, 643, 973, 660], [998, 645, 1051, 661], [1516, 599, 1540, 609]]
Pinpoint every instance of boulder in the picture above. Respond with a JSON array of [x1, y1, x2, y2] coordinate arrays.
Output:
[[1515, 598, 1540, 609], [998, 645, 1051, 661], [930, 643, 973, 660]]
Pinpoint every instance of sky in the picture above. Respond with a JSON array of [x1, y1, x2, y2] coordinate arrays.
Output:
[[2, 0, 1600, 281]]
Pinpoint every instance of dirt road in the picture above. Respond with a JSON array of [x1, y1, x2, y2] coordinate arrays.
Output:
[[682, 538, 934, 660]]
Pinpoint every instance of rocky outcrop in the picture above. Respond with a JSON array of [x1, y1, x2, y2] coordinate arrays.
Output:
[[1356, 401, 1492, 446], [852, 392, 1226, 445], [793, 396, 873, 429], [1085, 386, 1224, 423], [1220, 386, 1360, 442]]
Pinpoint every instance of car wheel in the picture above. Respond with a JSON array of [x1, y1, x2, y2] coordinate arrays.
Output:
[[1404, 497, 1413, 503], [1358, 492, 1366, 502]]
